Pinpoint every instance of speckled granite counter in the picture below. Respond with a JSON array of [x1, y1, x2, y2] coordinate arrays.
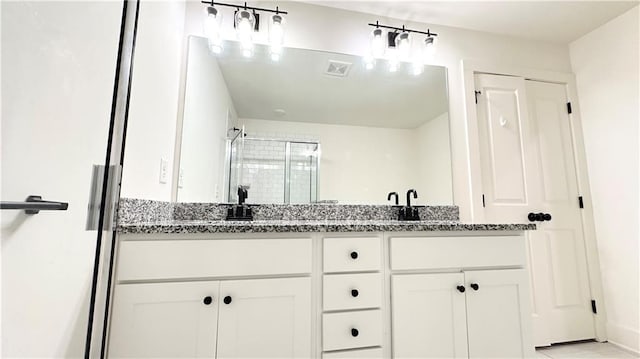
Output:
[[117, 198, 535, 234], [118, 219, 535, 234]]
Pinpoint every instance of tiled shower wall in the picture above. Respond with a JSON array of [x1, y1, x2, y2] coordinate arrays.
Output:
[[235, 133, 319, 204], [241, 139, 286, 204]]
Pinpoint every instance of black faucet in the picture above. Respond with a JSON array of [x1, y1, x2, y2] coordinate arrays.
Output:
[[398, 189, 420, 221], [387, 192, 399, 205], [226, 185, 253, 221], [406, 189, 418, 207], [238, 186, 248, 205]]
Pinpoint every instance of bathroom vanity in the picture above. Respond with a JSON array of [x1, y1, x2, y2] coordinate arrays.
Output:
[[106, 199, 536, 358]]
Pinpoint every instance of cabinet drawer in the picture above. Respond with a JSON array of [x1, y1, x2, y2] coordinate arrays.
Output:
[[323, 310, 383, 351], [117, 238, 312, 281], [324, 237, 381, 273], [322, 347, 383, 358], [323, 273, 382, 311], [390, 235, 525, 270]]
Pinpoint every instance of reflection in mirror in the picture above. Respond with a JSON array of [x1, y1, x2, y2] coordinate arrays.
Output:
[[177, 36, 452, 205]]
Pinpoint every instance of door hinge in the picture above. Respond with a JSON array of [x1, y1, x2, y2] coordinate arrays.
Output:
[[591, 300, 597, 314], [567, 102, 573, 114], [475, 90, 482, 104], [578, 196, 584, 209], [482, 194, 486, 208]]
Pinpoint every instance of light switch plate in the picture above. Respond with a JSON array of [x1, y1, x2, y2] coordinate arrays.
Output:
[[159, 157, 168, 184]]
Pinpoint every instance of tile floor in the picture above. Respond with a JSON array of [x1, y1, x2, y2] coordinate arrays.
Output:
[[536, 341, 639, 358]]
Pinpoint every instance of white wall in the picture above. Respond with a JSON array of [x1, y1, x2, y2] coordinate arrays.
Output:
[[177, 36, 237, 203], [1, 2, 122, 357], [182, 0, 572, 218], [242, 117, 452, 205], [120, 1, 186, 201], [416, 112, 454, 205], [569, 6, 640, 353]]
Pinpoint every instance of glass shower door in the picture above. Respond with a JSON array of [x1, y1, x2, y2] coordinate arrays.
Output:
[[288, 142, 319, 204], [227, 126, 245, 203]]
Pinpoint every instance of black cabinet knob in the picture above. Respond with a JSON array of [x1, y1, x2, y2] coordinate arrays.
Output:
[[528, 212, 536, 222], [203, 296, 213, 305], [350, 251, 358, 259], [223, 296, 232, 305], [543, 213, 552, 221], [456, 285, 466, 293], [351, 328, 359, 337], [351, 289, 359, 297], [470, 283, 479, 291], [537, 212, 545, 221]]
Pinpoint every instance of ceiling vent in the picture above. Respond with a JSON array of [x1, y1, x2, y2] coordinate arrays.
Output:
[[325, 60, 352, 77]]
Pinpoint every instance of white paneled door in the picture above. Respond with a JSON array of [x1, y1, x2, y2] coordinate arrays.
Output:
[[475, 74, 595, 346], [1, 2, 125, 358]]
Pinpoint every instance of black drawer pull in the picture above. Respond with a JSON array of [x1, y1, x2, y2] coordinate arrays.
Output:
[[351, 289, 359, 297], [456, 285, 465, 293], [470, 283, 479, 291], [351, 328, 359, 337], [203, 296, 213, 305], [223, 296, 232, 305], [350, 251, 358, 259]]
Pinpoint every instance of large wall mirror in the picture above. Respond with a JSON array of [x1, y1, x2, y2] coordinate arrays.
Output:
[[176, 36, 452, 205]]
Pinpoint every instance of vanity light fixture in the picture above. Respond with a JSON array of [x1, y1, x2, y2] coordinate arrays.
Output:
[[204, 6, 223, 54], [366, 21, 439, 74], [395, 31, 411, 61], [269, 12, 285, 61], [201, 1, 289, 60], [235, 9, 256, 57], [371, 27, 385, 58]]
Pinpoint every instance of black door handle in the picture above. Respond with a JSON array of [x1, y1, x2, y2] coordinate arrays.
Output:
[[528, 212, 552, 222], [0, 195, 68, 215], [203, 296, 213, 305], [470, 283, 479, 291], [223, 296, 232, 304], [456, 285, 466, 293]]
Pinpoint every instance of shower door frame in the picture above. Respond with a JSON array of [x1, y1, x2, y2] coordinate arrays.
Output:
[[225, 136, 321, 204]]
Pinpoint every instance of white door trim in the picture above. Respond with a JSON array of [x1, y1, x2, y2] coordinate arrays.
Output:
[[460, 59, 607, 342]]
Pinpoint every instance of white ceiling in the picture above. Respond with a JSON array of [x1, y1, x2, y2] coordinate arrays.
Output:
[[301, 1, 639, 43], [210, 38, 449, 129]]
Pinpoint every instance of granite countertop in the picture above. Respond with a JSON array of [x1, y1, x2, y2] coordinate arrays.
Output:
[[117, 219, 536, 234], [116, 199, 535, 234]]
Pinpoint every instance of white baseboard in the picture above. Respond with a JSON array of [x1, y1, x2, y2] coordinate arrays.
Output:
[[606, 322, 639, 355]]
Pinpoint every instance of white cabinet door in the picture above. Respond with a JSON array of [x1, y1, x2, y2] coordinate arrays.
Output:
[[108, 281, 220, 358], [216, 277, 312, 358], [464, 269, 534, 358], [391, 273, 468, 358]]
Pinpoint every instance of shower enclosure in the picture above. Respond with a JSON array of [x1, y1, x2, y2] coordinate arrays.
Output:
[[227, 127, 320, 204]]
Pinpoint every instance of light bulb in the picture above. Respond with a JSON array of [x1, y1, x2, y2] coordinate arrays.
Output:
[[395, 31, 411, 61], [203, 6, 223, 54], [269, 14, 285, 61], [235, 9, 255, 57], [371, 28, 385, 58], [423, 36, 437, 61]]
